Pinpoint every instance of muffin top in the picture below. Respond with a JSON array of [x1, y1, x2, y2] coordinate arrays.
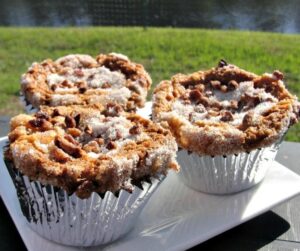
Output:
[[21, 53, 151, 111], [5, 104, 178, 198], [152, 61, 299, 156]]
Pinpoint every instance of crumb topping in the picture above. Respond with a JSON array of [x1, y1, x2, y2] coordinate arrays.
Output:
[[152, 61, 299, 155], [21, 53, 152, 111], [6, 104, 178, 198]]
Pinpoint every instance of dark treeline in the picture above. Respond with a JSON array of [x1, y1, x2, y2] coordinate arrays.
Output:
[[0, 0, 300, 33]]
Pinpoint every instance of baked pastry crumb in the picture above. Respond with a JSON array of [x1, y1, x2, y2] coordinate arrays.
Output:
[[21, 53, 152, 111], [152, 60, 300, 155], [5, 104, 178, 198]]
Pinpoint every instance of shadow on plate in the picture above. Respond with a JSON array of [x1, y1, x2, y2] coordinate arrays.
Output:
[[188, 211, 290, 251]]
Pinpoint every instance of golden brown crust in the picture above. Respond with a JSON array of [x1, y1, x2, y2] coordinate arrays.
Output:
[[152, 62, 299, 156], [21, 53, 152, 111], [6, 104, 178, 198]]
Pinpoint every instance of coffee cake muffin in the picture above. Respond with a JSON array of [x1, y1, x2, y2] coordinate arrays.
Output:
[[152, 60, 299, 194], [4, 103, 178, 246], [21, 53, 151, 112]]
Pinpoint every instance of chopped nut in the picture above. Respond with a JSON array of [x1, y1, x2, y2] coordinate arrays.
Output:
[[230, 100, 238, 109], [218, 59, 228, 68], [210, 80, 221, 89], [228, 80, 239, 91], [220, 110, 234, 122], [104, 103, 123, 117], [77, 81, 87, 93], [65, 115, 76, 128], [67, 128, 82, 137], [242, 111, 254, 127], [220, 85, 228, 93], [83, 140, 100, 153], [129, 125, 141, 135], [74, 114, 81, 127], [273, 70, 284, 80], [29, 118, 52, 131], [51, 84, 57, 91], [84, 125, 93, 134], [79, 87, 87, 93], [189, 89, 202, 103], [195, 84, 205, 92], [35, 111, 49, 120], [54, 136, 81, 158], [102, 82, 111, 89], [96, 138, 104, 146], [61, 80, 72, 87], [106, 141, 117, 150], [208, 110, 219, 117], [95, 138, 104, 146], [243, 94, 261, 109], [64, 134, 79, 145], [50, 147, 70, 163], [52, 109, 61, 117]]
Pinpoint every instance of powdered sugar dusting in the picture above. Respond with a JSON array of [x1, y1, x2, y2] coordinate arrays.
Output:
[[169, 80, 278, 127]]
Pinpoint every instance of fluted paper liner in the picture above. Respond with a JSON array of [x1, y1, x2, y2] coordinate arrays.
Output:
[[177, 141, 282, 194], [5, 159, 165, 247]]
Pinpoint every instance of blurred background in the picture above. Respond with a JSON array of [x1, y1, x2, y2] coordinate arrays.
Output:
[[0, 0, 299, 141], [1, 0, 300, 32]]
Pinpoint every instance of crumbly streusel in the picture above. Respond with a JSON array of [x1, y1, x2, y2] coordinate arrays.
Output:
[[21, 53, 152, 111], [152, 61, 299, 155], [5, 104, 178, 198]]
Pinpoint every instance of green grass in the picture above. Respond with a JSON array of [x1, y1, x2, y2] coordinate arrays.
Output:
[[0, 27, 299, 141]]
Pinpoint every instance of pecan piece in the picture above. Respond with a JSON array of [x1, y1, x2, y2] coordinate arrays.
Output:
[[35, 111, 49, 120], [96, 138, 104, 146], [64, 134, 79, 145], [83, 140, 101, 153], [129, 125, 141, 135], [242, 111, 254, 127], [230, 100, 238, 109], [65, 115, 76, 128], [51, 147, 70, 163], [67, 128, 82, 137], [210, 80, 221, 89], [61, 80, 72, 88], [104, 103, 123, 117], [102, 82, 111, 89], [74, 114, 81, 127], [273, 70, 284, 80], [54, 136, 81, 158], [106, 141, 117, 150], [228, 80, 239, 91], [84, 125, 93, 134], [51, 84, 57, 91], [243, 94, 261, 110], [52, 108, 61, 117], [189, 89, 202, 103], [29, 118, 43, 128], [29, 118, 52, 131], [77, 81, 87, 93], [220, 85, 228, 93], [220, 110, 234, 122]]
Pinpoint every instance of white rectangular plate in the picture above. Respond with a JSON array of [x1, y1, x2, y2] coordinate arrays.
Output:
[[1, 136, 300, 251]]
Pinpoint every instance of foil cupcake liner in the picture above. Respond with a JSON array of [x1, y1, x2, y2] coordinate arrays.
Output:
[[20, 94, 38, 114], [177, 141, 282, 195], [5, 159, 164, 247]]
